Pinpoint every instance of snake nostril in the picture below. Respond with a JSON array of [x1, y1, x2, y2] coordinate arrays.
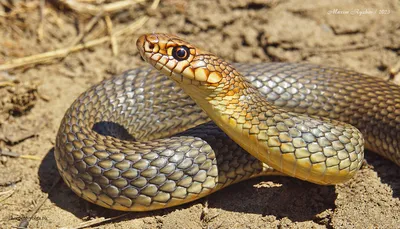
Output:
[[149, 43, 155, 49]]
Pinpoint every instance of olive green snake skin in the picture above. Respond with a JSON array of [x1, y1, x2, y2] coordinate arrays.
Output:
[[54, 33, 400, 211]]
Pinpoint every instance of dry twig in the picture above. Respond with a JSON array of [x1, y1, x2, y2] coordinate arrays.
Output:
[[0, 149, 42, 160], [0, 81, 17, 88], [58, 213, 130, 229], [0, 187, 16, 202]]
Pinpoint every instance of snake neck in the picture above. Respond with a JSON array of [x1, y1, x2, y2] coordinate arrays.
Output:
[[182, 69, 364, 186], [181, 71, 270, 160]]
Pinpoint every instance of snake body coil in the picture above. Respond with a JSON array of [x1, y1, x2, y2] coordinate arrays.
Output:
[[55, 34, 400, 211]]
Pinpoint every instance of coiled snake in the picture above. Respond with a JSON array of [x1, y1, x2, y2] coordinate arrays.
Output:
[[55, 33, 400, 211]]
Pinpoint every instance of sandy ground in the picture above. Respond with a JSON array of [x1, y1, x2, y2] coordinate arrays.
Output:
[[0, 0, 399, 228]]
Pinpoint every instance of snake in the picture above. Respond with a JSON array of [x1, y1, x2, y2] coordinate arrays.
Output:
[[54, 33, 400, 212]]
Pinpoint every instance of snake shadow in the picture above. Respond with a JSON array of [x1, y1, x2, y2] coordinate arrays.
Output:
[[39, 152, 336, 223], [363, 151, 400, 198]]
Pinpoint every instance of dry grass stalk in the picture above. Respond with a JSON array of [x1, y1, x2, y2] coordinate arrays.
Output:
[[68, 10, 105, 46], [0, 16, 148, 71], [37, 0, 45, 41], [105, 14, 119, 56], [150, 0, 160, 10], [60, 0, 146, 15], [0, 1, 39, 18]]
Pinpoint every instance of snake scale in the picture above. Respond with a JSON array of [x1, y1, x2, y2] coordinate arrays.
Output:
[[54, 33, 400, 211]]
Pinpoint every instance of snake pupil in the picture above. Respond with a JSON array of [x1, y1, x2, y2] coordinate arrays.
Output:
[[172, 46, 190, 61]]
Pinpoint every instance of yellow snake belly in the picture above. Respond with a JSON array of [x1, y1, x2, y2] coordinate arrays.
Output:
[[54, 34, 400, 211]]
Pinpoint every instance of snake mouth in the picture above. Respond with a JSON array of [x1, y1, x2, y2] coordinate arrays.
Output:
[[136, 34, 154, 64], [137, 34, 186, 84]]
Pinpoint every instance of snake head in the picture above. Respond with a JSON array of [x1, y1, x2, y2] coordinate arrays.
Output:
[[137, 33, 238, 88]]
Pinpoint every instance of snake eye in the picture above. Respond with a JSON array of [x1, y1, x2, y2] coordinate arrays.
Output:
[[172, 46, 190, 61]]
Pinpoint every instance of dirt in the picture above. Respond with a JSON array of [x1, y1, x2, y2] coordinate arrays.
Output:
[[0, 0, 399, 228]]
